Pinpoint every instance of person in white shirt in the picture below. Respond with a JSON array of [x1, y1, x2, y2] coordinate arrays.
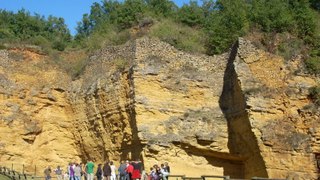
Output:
[[110, 161, 117, 180], [74, 163, 82, 180]]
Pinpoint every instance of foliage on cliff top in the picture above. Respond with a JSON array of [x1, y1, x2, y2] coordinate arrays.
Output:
[[1, 0, 320, 75], [74, 0, 319, 52], [0, 9, 71, 52]]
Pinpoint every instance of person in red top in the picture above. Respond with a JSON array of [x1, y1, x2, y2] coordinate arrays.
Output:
[[126, 160, 134, 180], [131, 160, 142, 180]]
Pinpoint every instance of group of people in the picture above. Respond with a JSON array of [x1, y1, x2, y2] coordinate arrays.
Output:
[[44, 160, 95, 180], [148, 162, 170, 180], [44, 160, 170, 180]]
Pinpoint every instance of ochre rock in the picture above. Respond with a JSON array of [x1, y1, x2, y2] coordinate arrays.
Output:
[[0, 37, 319, 179]]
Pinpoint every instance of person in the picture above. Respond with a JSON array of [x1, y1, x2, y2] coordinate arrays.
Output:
[[63, 171, 69, 180], [82, 163, 87, 180], [69, 163, 75, 180], [103, 161, 111, 180], [96, 164, 103, 180], [131, 160, 142, 180], [125, 161, 134, 180], [79, 163, 85, 180], [141, 170, 148, 180], [86, 160, 94, 180], [54, 166, 63, 180], [110, 161, 117, 180], [74, 163, 82, 180], [148, 167, 155, 180], [160, 164, 169, 180], [150, 166, 161, 180], [118, 161, 127, 180], [163, 162, 170, 174], [44, 166, 52, 180]]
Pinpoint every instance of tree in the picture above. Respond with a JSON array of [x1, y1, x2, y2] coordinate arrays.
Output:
[[0, 9, 71, 51], [205, 0, 249, 54], [116, 0, 146, 29], [289, 0, 317, 42], [249, 0, 294, 33], [177, 1, 205, 27], [145, 0, 177, 17], [76, 14, 92, 38], [89, 2, 105, 26]]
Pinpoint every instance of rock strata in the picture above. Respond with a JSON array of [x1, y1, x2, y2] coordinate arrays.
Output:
[[0, 38, 319, 179]]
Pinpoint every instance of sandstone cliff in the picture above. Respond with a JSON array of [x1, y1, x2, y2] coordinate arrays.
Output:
[[0, 37, 319, 179]]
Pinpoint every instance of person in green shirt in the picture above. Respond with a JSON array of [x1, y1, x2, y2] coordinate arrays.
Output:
[[86, 160, 95, 180]]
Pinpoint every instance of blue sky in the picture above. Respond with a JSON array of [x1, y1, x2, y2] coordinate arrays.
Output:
[[0, 0, 194, 35]]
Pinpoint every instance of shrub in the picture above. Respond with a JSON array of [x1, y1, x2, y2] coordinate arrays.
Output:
[[51, 40, 66, 51], [309, 85, 320, 106], [49, 50, 89, 79], [276, 34, 304, 61], [70, 57, 88, 79], [114, 57, 129, 71], [0, 28, 14, 39], [30, 35, 49, 46], [149, 19, 206, 53], [0, 44, 6, 50], [305, 57, 320, 75], [78, 22, 132, 52]]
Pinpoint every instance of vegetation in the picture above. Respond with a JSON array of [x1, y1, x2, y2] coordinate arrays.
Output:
[[0, 0, 320, 75], [74, 0, 320, 56], [305, 56, 320, 74], [309, 85, 320, 106], [149, 19, 206, 53], [0, 9, 71, 51]]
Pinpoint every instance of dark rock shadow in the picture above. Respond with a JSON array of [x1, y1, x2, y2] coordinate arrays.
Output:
[[218, 41, 268, 179], [119, 67, 144, 166]]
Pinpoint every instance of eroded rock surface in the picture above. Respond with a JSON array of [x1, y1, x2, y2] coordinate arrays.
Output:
[[0, 38, 319, 179]]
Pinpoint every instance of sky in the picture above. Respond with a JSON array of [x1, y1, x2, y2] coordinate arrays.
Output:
[[0, 0, 194, 35]]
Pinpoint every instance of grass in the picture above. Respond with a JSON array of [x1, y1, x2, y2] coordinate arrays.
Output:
[[149, 19, 206, 54], [0, 174, 11, 180], [78, 23, 131, 52], [49, 49, 89, 79]]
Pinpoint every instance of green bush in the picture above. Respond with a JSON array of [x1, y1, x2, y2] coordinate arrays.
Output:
[[305, 57, 320, 75], [51, 40, 66, 51], [0, 43, 6, 50], [29, 35, 51, 52], [80, 23, 131, 52], [149, 19, 206, 53], [276, 35, 304, 60], [0, 28, 14, 39], [114, 57, 129, 71], [30, 35, 49, 46], [309, 85, 320, 106]]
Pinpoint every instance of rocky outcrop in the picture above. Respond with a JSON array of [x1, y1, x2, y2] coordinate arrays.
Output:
[[0, 37, 319, 179], [232, 38, 320, 179]]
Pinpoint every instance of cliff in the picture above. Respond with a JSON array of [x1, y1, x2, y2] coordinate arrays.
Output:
[[0, 37, 319, 179]]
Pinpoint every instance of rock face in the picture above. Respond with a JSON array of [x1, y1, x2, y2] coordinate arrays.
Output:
[[232, 39, 320, 179], [0, 37, 319, 179]]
